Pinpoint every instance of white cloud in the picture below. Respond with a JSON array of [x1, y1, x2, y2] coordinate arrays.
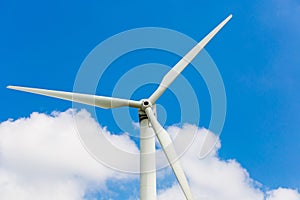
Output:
[[158, 125, 300, 200], [0, 109, 137, 200], [267, 188, 300, 200], [0, 109, 299, 199]]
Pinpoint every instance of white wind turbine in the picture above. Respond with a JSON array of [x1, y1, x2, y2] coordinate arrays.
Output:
[[7, 15, 232, 200]]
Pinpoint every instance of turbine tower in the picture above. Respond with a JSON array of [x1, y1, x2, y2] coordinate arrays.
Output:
[[7, 15, 232, 200]]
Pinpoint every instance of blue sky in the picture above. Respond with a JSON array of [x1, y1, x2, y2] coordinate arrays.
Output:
[[1, 0, 300, 199]]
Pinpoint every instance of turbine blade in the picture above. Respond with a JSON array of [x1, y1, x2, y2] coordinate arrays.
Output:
[[145, 107, 194, 200], [7, 85, 141, 109], [149, 14, 232, 103]]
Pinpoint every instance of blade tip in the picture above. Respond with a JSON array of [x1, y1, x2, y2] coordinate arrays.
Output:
[[7, 85, 14, 89], [227, 14, 233, 20], [7, 85, 23, 91]]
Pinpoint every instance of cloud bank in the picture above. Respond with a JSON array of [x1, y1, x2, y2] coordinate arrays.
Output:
[[0, 109, 299, 199]]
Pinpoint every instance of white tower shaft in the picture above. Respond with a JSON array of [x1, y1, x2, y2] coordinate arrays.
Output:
[[139, 110, 156, 200]]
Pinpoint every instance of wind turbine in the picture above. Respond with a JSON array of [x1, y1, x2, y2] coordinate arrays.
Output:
[[7, 15, 232, 200]]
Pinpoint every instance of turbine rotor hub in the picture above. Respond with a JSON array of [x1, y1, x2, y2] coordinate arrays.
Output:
[[141, 99, 152, 110]]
